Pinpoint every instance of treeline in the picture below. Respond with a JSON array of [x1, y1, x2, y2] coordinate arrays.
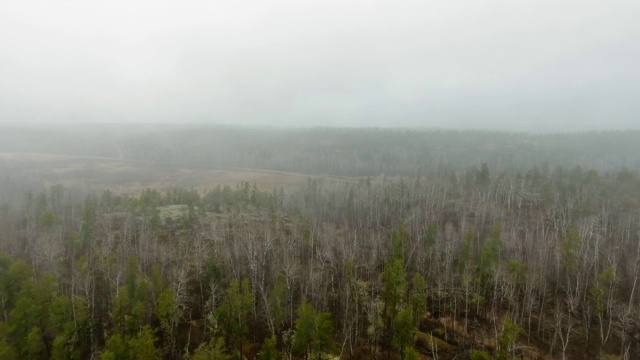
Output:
[[0, 163, 640, 359], [2, 125, 640, 176]]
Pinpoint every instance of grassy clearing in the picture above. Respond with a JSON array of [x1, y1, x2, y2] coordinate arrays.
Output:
[[0, 152, 321, 195]]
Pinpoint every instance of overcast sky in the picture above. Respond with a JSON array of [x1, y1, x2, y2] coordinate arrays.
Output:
[[1, 0, 639, 131]]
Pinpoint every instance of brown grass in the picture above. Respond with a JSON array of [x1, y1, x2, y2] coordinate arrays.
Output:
[[0, 152, 313, 195]]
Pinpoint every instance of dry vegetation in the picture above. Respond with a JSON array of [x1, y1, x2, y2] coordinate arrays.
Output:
[[0, 152, 316, 195], [1, 127, 640, 360]]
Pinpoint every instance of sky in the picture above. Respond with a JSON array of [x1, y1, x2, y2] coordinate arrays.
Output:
[[0, 0, 639, 131]]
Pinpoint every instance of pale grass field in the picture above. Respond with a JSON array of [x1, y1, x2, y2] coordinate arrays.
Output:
[[0, 152, 314, 195]]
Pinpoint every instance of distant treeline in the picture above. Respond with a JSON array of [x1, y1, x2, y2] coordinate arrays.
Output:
[[2, 125, 640, 176]]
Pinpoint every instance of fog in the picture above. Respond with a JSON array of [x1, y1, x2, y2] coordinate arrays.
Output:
[[1, 0, 639, 131]]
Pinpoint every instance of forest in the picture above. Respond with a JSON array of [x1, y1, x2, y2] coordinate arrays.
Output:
[[0, 125, 639, 359]]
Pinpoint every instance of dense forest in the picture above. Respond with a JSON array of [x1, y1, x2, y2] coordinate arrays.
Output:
[[0, 126, 639, 359]]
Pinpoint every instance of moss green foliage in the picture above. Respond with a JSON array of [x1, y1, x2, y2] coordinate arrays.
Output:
[[0, 256, 93, 359], [100, 325, 158, 360], [479, 223, 502, 289], [293, 302, 336, 360], [267, 274, 287, 336], [50, 296, 89, 360], [259, 336, 281, 360], [0, 339, 16, 360], [191, 337, 229, 360], [404, 347, 419, 360], [470, 349, 492, 360], [410, 273, 427, 325], [155, 288, 179, 336], [506, 260, 527, 287], [217, 278, 254, 354], [560, 227, 581, 273], [392, 305, 415, 360], [496, 315, 524, 360], [590, 267, 615, 317], [381, 258, 407, 320]]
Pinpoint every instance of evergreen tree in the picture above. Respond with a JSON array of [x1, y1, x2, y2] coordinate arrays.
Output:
[[496, 315, 524, 360], [259, 335, 281, 360], [410, 273, 427, 325], [192, 337, 229, 360], [392, 305, 415, 360], [266, 274, 287, 336], [217, 278, 254, 358], [292, 302, 335, 360]]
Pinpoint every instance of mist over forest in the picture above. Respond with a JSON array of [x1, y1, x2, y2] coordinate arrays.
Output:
[[3, 125, 640, 174], [0, 125, 639, 360], [2, 0, 640, 358]]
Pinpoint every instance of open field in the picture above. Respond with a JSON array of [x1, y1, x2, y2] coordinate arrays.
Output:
[[0, 152, 344, 195]]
